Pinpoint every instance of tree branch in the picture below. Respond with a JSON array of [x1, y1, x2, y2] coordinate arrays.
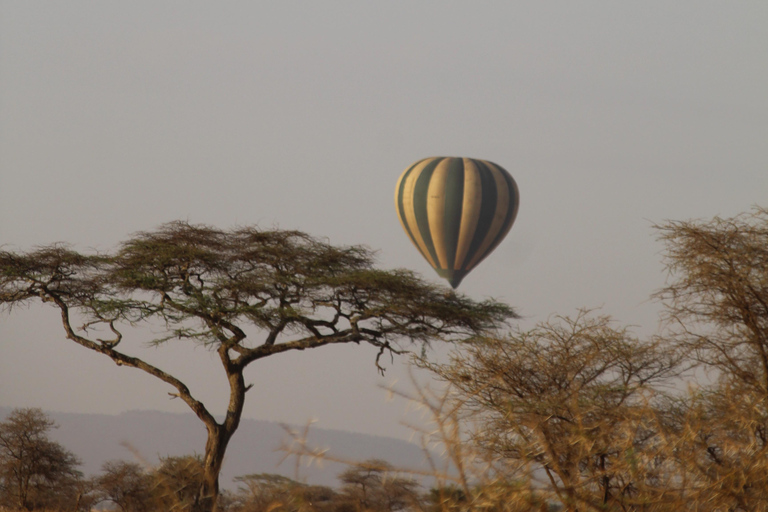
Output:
[[47, 289, 218, 430]]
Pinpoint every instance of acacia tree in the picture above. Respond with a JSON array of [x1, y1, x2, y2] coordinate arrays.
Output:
[[655, 206, 768, 396], [0, 408, 83, 511], [653, 206, 768, 509], [95, 460, 155, 512], [339, 459, 422, 512], [153, 455, 206, 511], [424, 312, 679, 511], [229, 473, 338, 512], [0, 222, 514, 512]]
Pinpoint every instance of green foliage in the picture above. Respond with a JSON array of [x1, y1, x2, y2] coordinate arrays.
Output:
[[0, 222, 514, 352]]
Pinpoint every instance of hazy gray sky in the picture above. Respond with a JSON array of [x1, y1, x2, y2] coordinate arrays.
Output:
[[1, 2, 767, 440]]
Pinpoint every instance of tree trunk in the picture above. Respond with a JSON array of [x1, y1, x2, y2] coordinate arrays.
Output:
[[193, 368, 245, 512], [194, 424, 231, 512]]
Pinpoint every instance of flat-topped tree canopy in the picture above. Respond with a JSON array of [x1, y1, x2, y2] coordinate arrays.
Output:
[[0, 221, 516, 512]]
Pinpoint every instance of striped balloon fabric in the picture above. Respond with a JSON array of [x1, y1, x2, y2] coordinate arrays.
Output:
[[395, 157, 519, 289]]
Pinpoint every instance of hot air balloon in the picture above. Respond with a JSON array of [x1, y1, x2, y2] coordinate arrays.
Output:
[[395, 157, 519, 289]]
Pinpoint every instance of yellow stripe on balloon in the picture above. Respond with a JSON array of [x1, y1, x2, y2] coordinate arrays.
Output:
[[401, 159, 439, 268]]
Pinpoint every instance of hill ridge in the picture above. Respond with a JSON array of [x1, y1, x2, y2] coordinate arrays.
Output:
[[0, 407, 432, 489]]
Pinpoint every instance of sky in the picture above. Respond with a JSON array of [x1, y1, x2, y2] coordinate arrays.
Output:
[[1, 2, 767, 442]]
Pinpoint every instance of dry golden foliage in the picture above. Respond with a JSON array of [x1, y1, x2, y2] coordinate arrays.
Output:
[[422, 311, 681, 511]]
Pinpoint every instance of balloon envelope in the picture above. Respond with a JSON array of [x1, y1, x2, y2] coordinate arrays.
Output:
[[395, 157, 519, 288]]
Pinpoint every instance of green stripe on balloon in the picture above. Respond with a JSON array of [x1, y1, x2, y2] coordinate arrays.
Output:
[[442, 158, 465, 271], [412, 158, 441, 269]]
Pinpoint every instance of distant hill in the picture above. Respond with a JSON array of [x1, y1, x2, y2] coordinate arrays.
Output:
[[0, 407, 436, 490]]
